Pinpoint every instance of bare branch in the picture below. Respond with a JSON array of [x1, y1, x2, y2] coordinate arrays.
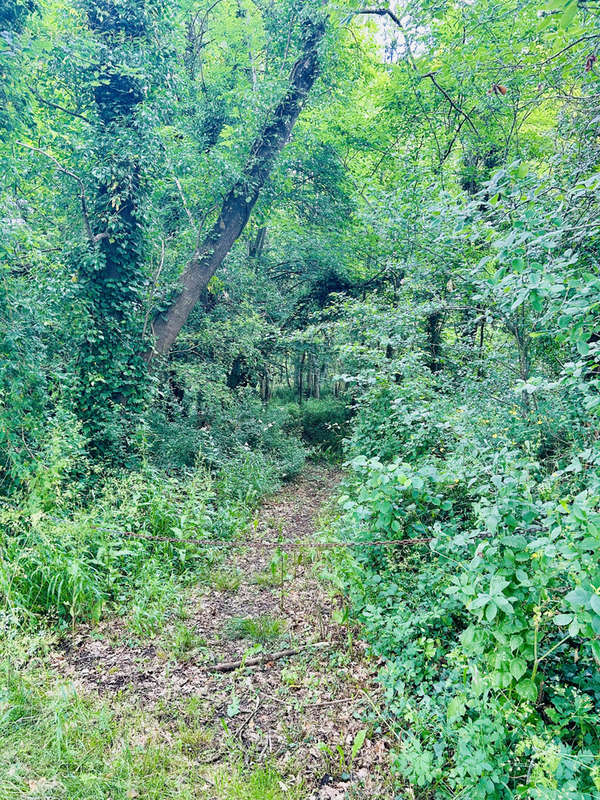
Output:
[[172, 172, 197, 233], [356, 6, 403, 29], [540, 33, 600, 66], [354, 7, 417, 69], [29, 88, 92, 124], [420, 72, 480, 136]]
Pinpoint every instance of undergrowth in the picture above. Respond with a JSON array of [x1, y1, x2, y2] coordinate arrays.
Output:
[[0, 635, 303, 800], [0, 450, 280, 632], [324, 374, 600, 800]]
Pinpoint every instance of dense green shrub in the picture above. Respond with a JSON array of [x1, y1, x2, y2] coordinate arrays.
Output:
[[285, 396, 350, 457], [325, 381, 600, 799], [147, 391, 306, 479]]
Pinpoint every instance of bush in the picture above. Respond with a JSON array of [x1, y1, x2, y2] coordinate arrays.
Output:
[[0, 453, 279, 629], [285, 396, 350, 457], [147, 391, 306, 479], [324, 383, 600, 799]]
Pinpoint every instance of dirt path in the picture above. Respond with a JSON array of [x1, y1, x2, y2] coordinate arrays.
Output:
[[50, 465, 392, 798]]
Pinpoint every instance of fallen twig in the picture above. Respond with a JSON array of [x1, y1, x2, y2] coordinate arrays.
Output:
[[237, 695, 261, 740], [208, 641, 330, 673]]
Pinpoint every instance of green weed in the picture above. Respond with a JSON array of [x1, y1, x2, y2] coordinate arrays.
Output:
[[211, 568, 242, 593], [223, 615, 286, 644]]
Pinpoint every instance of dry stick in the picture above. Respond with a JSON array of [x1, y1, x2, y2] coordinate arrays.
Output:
[[29, 87, 92, 124], [208, 641, 330, 673], [236, 695, 261, 740]]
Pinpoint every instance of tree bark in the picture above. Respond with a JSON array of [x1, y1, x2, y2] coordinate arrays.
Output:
[[148, 14, 326, 359]]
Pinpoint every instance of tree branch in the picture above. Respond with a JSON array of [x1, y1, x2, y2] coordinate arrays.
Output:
[[29, 88, 92, 124], [356, 6, 403, 28], [18, 141, 94, 245], [355, 7, 417, 69], [420, 72, 480, 136]]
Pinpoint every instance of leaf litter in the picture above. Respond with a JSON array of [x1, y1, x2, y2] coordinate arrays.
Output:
[[49, 465, 394, 797]]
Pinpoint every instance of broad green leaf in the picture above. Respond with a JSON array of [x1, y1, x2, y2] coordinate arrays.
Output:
[[351, 729, 367, 761], [553, 613, 572, 626], [516, 678, 537, 702], [510, 658, 527, 681], [559, 0, 578, 28]]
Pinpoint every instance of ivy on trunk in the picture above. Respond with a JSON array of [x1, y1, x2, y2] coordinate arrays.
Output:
[[77, 0, 151, 458]]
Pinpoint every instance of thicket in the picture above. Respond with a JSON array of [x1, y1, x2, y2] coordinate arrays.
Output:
[[324, 163, 600, 797]]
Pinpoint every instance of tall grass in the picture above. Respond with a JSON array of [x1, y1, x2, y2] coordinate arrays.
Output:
[[0, 452, 280, 630]]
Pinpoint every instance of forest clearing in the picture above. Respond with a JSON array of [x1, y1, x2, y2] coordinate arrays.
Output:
[[1, 0, 600, 797]]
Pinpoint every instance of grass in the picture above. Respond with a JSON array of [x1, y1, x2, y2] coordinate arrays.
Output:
[[223, 615, 287, 644], [0, 643, 305, 800], [250, 567, 290, 588], [162, 622, 207, 661], [211, 568, 242, 593]]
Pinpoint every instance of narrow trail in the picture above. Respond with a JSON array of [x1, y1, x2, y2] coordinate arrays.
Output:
[[51, 465, 392, 798]]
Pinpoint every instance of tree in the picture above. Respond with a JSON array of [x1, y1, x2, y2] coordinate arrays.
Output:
[[75, 0, 155, 455], [148, 10, 326, 357]]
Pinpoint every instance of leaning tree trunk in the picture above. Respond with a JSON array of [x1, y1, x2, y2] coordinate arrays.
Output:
[[148, 13, 326, 359]]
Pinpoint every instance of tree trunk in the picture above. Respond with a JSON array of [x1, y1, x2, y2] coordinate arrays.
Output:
[[148, 13, 326, 359], [77, 0, 150, 456], [248, 226, 267, 258], [297, 351, 306, 405], [425, 311, 444, 373]]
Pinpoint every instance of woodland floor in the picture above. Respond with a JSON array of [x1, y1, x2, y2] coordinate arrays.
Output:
[[48, 465, 394, 799]]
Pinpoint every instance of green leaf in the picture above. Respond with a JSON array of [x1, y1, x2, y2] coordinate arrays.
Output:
[[351, 729, 367, 762], [447, 695, 466, 722], [517, 163, 529, 178], [515, 569, 529, 585], [226, 692, 241, 717], [461, 625, 476, 646], [516, 678, 537, 702], [496, 595, 514, 615], [566, 587, 589, 609], [590, 594, 600, 616], [576, 338, 589, 356], [559, 0, 578, 28], [553, 613, 573, 626], [510, 658, 527, 681]]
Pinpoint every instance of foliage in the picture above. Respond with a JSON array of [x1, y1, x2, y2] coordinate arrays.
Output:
[[0, 453, 277, 629], [285, 396, 350, 457], [2, 0, 600, 794], [327, 377, 600, 797], [223, 615, 287, 644]]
